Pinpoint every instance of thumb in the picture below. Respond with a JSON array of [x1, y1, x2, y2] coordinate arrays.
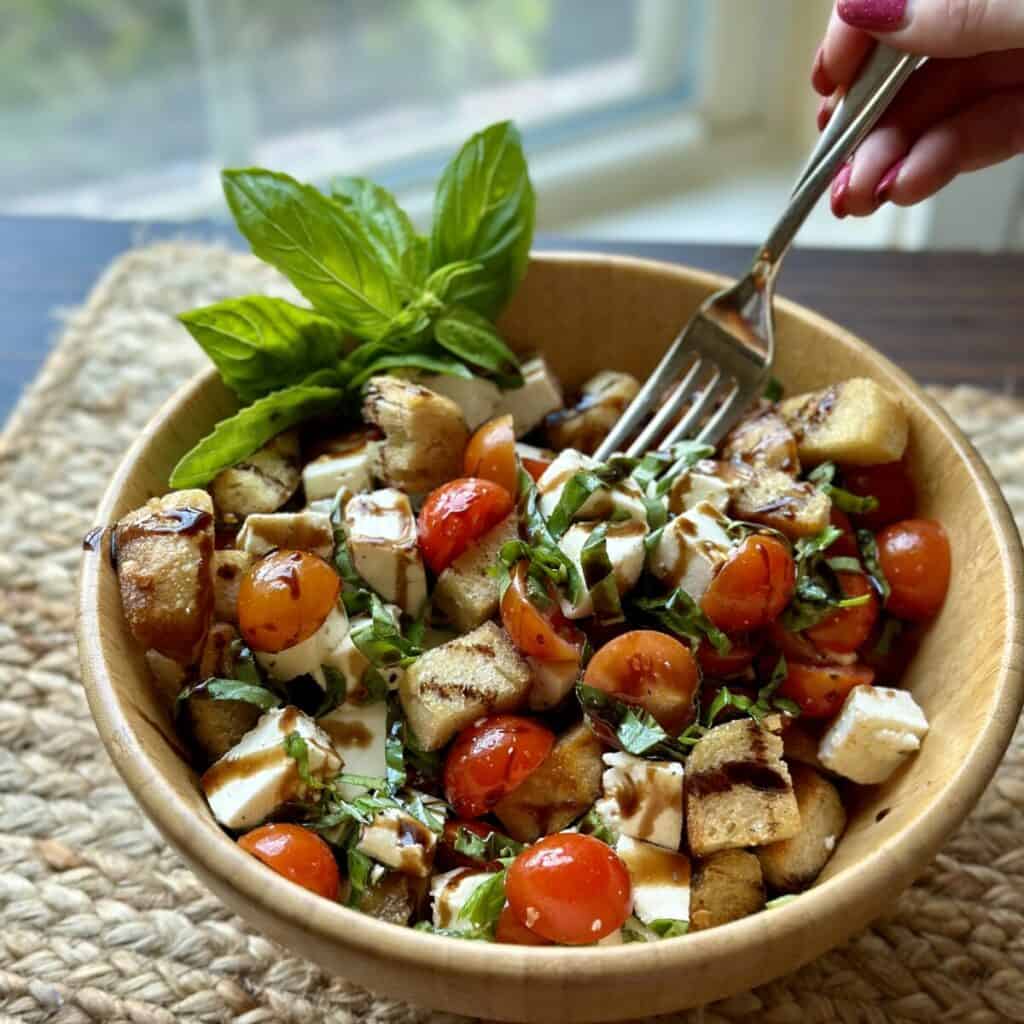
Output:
[[837, 0, 1024, 57]]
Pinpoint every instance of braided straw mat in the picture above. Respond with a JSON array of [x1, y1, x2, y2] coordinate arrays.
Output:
[[1, 241, 1023, 1024]]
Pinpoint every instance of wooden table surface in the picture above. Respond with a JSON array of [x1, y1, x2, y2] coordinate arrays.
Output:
[[2, 214, 1022, 422]]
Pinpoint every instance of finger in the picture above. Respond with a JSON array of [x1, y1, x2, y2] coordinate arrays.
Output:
[[814, 5, 874, 94], [837, 0, 1024, 58], [879, 88, 1024, 206]]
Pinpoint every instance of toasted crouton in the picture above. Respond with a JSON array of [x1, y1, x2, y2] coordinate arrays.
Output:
[[212, 550, 253, 624], [114, 489, 215, 663], [433, 514, 519, 631], [722, 402, 800, 474], [211, 430, 300, 521], [181, 682, 262, 766], [399, 622, 531, 750], [355, 872, 429, 925], [686, 717, 800, 856], [781, 719, 827, 773], [757, 764, 846, 892], [494, 723, 604, 842], [690, 850, 765, 931], [729, 466, 831, 539], [779, 378, 909, 467], [362, 376, 469, 493], [546, 371, 640, 454]]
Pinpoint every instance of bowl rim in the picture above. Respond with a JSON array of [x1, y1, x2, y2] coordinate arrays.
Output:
[[78, 250, 1024, 992]]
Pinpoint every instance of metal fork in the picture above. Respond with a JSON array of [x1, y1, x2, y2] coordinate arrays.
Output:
[[594, 45, 921, 466]]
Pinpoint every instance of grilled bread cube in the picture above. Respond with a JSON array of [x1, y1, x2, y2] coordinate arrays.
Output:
[[596, 752, 684, 850], [649, 501, 734, 603], [211, 430, 300, 520], [729, 466, 831, 539], [686, 717, 800, 856], [212, 550, 253, 624], [527, 657, 579, 711], [114, 489, 215, 663], [690, 849, 765, 931], [781, 718, 828, 773], [180, 675, 262, 766], [494, 355, 564, 437], [616, 836, 691, 926], [779, 378, 909, 467], [400, 622, 531, 750], [546, 370, 640, 454], [757, 764, 846, 892], [557, 519, 647, 619], [362, 376, 469, 493], [416, 373, 502, 430], [433, 513, 519, 631], [722, 402, 800, 474], [494, 723, 603, 842], [356, 808, 437, 877], [236, 510, 333, 559], [301, 430, 380, 503], [357, 871, 428, 926]]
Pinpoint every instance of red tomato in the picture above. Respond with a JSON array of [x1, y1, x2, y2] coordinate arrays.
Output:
[[444, 716, 555, 818], [417, 478, 514, 575], [828, 508, 859, 559], [840, 461, 916, 530], [237, 823, 340, 900], [237, 550, 340, 653], [778, 662, 875, 718], [701, 535, 796, 633], [495, 903, 554, 945], [696, 633, 760, 679], [584, 630, 699, 732], [806, 572, 880, 654], [521, 456, 553, 482], [877, 519, 951, 621], [506, 834, 632, 945], [767, 619, 830, 666], [464, 414, 517, 496], [501, 561, 583, 661]]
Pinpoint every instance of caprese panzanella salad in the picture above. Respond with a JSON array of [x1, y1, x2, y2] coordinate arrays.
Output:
[[94, 122, 950, 946]]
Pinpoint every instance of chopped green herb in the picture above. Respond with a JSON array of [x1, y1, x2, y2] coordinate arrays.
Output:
[[577, 684, 688, 762], [452, 826, 525, 862], [857, 528, 891, 602], [631, 587, 730, 654], [763, 377, 784, 403], [647, 918, 690, 938], [175, 677, 281, 715]]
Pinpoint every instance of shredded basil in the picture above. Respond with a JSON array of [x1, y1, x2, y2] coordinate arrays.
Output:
[[346, 847, 375, 905], [575, 806, 620, 846], [630, 587, 730, 654], [763, 377, 784, 403], [176, 677, 282, 714], [458, 870, 507, 936], [808, 462, 880, 515], [579, 525, 625, 623], [576, 684, 689, 762], [452, 826, 525, 862], [314, 666, 348, 717], [647, 919, 690, 939], [856, 528, 891, 602]]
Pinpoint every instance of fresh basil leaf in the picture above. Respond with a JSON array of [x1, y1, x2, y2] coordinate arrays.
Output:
[[576, 684, 688, 762], [404, 790, 448, 834], [794, 524, 843, 562], [430, 120, 535, 318], [764, 377, 784, 403], [808, 462, 879, 515], [576, 806, 619, 846], [222, 168, 405, 339], [351, 666, 389, 706], [648, 919, 690, 939], [434, 305, 522, 380], [425, 260, 485, 303], [337, 772, 389, 791], [385, 700, 407, 792], [350, 594, 422, 670], [228, 641, 264, 687], [314, 666, 348, 718], [176, 677, 282, 714], [653, 442, 716, 497], [520, 483, 586, 605], [346, 847, 375, 905], [458, 870, 507, 934], [580, 525, 624, 623], [344, 348, 473, 390], [168, 380, 343, 488], [546, 469, 618, 539], [631, 588, 730, 655], [826, 557, 864, 574], [452, 826, 525, 862], [282, 731, 316, 788], [856, 528, 891, 602]]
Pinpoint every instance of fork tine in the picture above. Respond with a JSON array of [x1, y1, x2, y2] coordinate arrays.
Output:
[[623, 356, 702, 458], [695, 383, 749, 447], [661, 370, 727, 448]]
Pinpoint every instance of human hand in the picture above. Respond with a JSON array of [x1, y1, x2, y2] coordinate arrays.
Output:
[[812, 0, 1024, 217]]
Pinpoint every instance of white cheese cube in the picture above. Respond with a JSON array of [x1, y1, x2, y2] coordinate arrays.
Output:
[[306, 497, 338, 516], [318, 699, 387, 797], [494, 355, 564, 437], [527, 657, 579, 710], [344, 488, 427, 615], [201, 707, 341, 830], [356, 808, 437, 877], [537, 449, 647, 526], [237, 510, 334, 559], [557, 520, 647, 619], [331, 607, 405, 697], [430, 868, 497, 930], [595, 752, 684, 850], [256, 604, 350, 689], [302, 443, 379, 502], [668, 464, 734, 514], [615, 836, 691, 926], [417, 373, 502, 430], [818, 685, 929, 784], [650, 501, 734, 602]]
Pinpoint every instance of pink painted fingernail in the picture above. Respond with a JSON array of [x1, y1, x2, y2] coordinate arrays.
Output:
[[817, 95, 834, 132], [874, 159, 904, 203], [831, 162, 853, 218], [811, 47, 834, 95], [837, 0, 907, 31]]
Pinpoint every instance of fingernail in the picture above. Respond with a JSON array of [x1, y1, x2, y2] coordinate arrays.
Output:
[[874, 159, 904, 203], [811, 46, 834, 95], [837, 0, 907, 31], [831, 162, 853, 218], [817, 94, 835, 132]]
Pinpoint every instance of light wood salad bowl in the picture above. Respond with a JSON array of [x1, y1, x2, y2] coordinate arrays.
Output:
[[78, 252, 1024, 1022]]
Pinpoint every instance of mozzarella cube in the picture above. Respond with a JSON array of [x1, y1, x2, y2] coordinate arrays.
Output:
[[527, 656, 579, 710], [818, 685, 929, 784], [356, 808, 437, 877], [667, 464, 734, 515], [537, 449, 647, 526], [430, 868, 497, 930], [616, 836, 691, 926], [201, 707, 341, 830], [494, 355, 565, 437], [417, 373, 502, 430], [557, 520, 647, 619], [650, 501, 734, 602], [318, 699, 387, 797], [344, 488, 427, 615], [595, 752, 684, 850], [237, 510, 334, 559], [302, 443, 378, 502], [256, 604, 349, 689]]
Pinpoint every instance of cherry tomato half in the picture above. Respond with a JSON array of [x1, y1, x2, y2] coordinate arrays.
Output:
[[495, 903, 553, 945], [444, 715, 555, 819], [237, 550, 340, 653], [877, 519, 951, 622], [417, 478, 514, 575], [521, 456, 553, 482], [701, 535, 796, 633], [840, 461, 916, 530], [584, 630, 699, 732], [464, 414, 518, 496], [506, 833, 632, 945], [768, 619, 830, 667], [501, 561, 583, 662], [778, 662, 874, 718], [806, 572, 880, 654], [697, 633, 761, 679], [828, 508, 860, 559], [237, 823, 340, 900]]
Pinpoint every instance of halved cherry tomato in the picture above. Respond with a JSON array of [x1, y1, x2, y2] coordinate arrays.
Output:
[[840, 461, 916, 530], [495, 903, 554, 945], [768, 619, 830, 666], [828, 508, 860, 559], [464, 414, 517, 496], [806, 572, 880, 654], [238, 823, 340, 900], [697, 633, 760, 679], [778, 662, 875, 718], [876, 519, 951, 621], [237, 550, 340, 653], [521, 456, 553, 482], [584, 630, 699, 732], [444, 715, 555, 819], [501, 561, 583, 661], [506, 833, 632, 945], [701, 535, 796, 633], [417, 478, 514, 575]]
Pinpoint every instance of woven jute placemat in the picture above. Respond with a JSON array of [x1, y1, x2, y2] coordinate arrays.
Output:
[[2, 241, 1023, 1024]]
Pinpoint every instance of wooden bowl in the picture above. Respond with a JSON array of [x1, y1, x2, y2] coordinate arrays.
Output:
[[78, 252, 1024, 1022]]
